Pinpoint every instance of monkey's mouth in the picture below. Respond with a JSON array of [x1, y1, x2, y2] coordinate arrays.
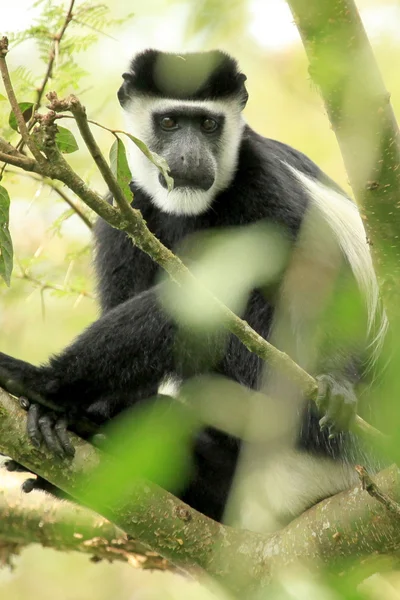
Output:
[[158, 173, 214, 192]]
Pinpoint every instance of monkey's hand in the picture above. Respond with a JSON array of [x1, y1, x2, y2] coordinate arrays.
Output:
[[316, 374, 358, 438], [0, 353, 99, 460], [19, 396, 76, 458]]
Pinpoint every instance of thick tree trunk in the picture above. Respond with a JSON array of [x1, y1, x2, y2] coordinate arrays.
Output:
[[287, 0, 400, 313]]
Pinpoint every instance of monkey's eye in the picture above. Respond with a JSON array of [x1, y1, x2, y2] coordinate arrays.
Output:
[[160, 116, 178, 130], [201, 118, 218, 133]]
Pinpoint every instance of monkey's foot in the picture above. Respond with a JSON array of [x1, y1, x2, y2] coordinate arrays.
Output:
[[2, 456, 60, 496], [316, 374, 358, 438]]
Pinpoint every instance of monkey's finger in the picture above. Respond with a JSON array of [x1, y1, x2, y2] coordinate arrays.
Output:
[[4, 459, 29, 473], [38, 413, 65, 458], [27, 404, 43, 448], [319, 403, 341, 437], [315, 375, 330, 413], [22, 477, 37, 493], [21, 476, 52, 494], [54, 417, 75, 457], [19, 396, 30, 411], [331, 391, 356, 431]]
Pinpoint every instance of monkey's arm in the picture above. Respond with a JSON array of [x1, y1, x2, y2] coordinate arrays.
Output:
[[0, 287, 178, 447]]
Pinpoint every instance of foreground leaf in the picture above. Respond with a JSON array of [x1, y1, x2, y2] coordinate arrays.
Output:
[[122, 132, 174, 192], [8, 102, 34, 131], [55, 126, 79, 154], [109, 137, 132, 203], [0, 186, 13, 286], [80, 400, 196, 508]]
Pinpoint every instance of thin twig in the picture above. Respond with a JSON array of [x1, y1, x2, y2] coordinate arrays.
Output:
[[48, 93, 133, 217], [17, 269, 94, 300], [0, 137, 25, 158], [35, 0, 76, 111], [5, 168, 93, 230], [0, 150, 40, 172], [71, 16, 117, 41], [50, 183, 94, 230], [355, 465, 400, 518], [9, 0, 77, 167], [0, 38, 45, 165]]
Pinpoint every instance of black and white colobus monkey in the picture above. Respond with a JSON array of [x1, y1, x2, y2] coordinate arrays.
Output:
[[0, 50, 386, 531]]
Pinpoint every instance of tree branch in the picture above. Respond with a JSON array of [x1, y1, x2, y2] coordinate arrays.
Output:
[[48, 93, 134, 217], [286, 0, 400, 315], [0, 470, 171, 570], [0, 387, 399, 593], [355, 465, 400, 518], [34, 0, 76, 112], [0, 38, 45, 165], [0, 149, 40, 173]]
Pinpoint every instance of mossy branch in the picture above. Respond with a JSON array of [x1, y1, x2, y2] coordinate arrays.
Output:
[[0, 470, 171, 571], [286, 0, 400, 314], [0, 387, 399, 593]]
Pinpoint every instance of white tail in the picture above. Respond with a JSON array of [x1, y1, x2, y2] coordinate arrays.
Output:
[[289, 166, 388, 362]]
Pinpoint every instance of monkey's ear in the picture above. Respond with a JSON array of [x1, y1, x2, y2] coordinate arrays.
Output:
[[117, 73, 134, 106], [237, 73, 249, 109]]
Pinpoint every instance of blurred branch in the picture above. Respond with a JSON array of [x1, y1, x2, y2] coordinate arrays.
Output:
[[16, 268, 94, 300], [0, 387, 399, 593], [0, 38, 382, 442], [0, 469, 170, 571], [287, 0, 400, 315], [6, 168, 94, 230], [49, 180, 94, 230]]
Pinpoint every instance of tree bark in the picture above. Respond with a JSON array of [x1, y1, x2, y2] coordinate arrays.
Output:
[[286, 0, 400, 312], [1, 387, 400, 594], [0, 470, 170, 570]]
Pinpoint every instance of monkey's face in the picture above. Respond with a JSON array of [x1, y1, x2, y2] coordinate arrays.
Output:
[[121, 96, 245, 216]]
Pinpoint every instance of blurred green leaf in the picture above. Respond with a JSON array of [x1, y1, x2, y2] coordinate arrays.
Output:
[[80, 399, 197, 509], [55, 126, 79, 154], [0, 94, 6, 102], [109, 137, 132, 203], [0, 185, 14, 286], [8, 102, 34, 131], [185, 0, 248, 43], [122, 132, 174, 192]]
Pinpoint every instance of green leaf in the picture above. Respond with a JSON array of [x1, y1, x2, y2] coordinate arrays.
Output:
[[122, 132, 174, 192], [79, 400, 196, 509], [55, 126, 79, 154], [0, 185, 14, 286], [109, 137, 132, 203], [0, 94, 7, 102], [8, 102, 34, 131]]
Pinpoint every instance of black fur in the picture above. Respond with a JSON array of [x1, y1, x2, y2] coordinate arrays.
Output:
[[118, 49, 248, 107]]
